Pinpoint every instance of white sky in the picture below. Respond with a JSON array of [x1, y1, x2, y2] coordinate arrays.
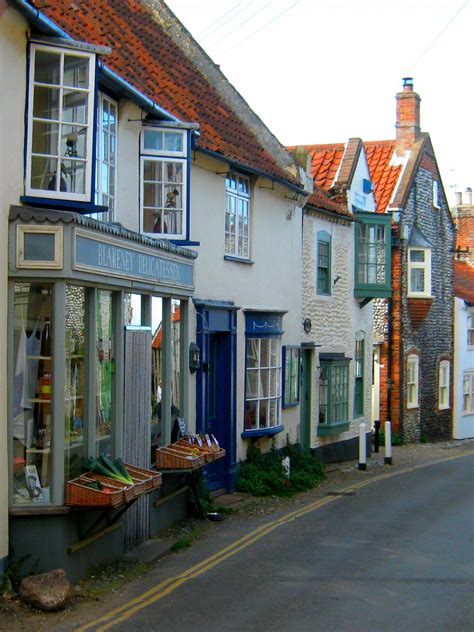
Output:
[[166, 0, 472, 205]]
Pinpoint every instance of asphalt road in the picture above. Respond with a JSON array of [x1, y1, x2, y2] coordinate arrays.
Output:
[[78, 452, 474, 632]]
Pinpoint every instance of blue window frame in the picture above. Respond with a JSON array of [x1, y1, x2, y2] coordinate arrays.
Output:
[[242, 312, 285, 438]]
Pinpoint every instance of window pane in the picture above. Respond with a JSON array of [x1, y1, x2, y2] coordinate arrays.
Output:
[[247, 338, 259, 368], [65, 285, 86, 482], [63, 90, 88, 125], [96, 290, 114, 457], [164, 132, 183, 152], [32, 121, 59, 155], [411, 268, 425, 293], [144, 159, 162, 182], [31, 156, 60, 191], [61, 160, 86, 194], [61, 125, 87, 159], [63, 55, 90, 89], [246, 369, 259, 398], [34, 51, 61, 85], [12, 283, 53, 504], [244, 400, 258, 430], [410, 250, 425, 263], [143, 130, 164, 152], [33, 86, 60, 120]]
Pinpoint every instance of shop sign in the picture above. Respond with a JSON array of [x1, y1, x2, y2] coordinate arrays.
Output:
[[75, 233, 193, 288]]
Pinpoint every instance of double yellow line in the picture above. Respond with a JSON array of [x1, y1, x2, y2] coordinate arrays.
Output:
[[78, 450, 474, 631]]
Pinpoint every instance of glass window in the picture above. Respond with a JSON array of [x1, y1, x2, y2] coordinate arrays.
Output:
[[316, 231, 331, 295], [244, 337, 281, 430], [93, 93, 118, 222], [408, 248, 431, 297], [433, 180, 440, 208], [225, 172, 250, 259], [283, 346, 300, 407], [12, 283, 53, 504], [407, 354, 419, 408], [354, 337, 364, 417], [319, 361, 349, 424], [357, 223, 386, 285], [467, 313, 474, 348], [438, 360, 450, 410], [142, 158, 185, 237], [27, 44, 95, 201], [463, 372, 474, 414], [65, 285, 87, 481], [96, 290, 114, 457]]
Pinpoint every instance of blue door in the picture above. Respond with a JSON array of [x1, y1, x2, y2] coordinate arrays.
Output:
[[195, 304, 237, 491]]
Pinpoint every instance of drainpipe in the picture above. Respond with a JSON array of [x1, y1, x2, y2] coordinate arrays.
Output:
[[387, 298, 393, 426]]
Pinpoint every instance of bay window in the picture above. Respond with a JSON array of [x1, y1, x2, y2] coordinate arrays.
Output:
[[318, 356, 350, 436], [26, 44, 95, 201], [354, 212, 392, 298], [467, 313, 474, 348], [141, 127, 188, 239], [93, 93, 118, 222]]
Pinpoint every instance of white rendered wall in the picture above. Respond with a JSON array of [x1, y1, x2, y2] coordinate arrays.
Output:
[[0, 6, 29, 572], [453, 298, 474, 439]]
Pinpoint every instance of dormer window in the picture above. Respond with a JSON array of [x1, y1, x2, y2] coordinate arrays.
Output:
[[140, 126, 188, 239], [408, 247, 431, 297], [26, 44, 96, 201]]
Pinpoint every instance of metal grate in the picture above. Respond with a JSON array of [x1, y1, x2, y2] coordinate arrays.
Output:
[[123, 327, 152, 552]]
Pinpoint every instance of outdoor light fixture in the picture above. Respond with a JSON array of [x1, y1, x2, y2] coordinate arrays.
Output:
[[303, 318, 312, 334], [189, 342, 200, 373]]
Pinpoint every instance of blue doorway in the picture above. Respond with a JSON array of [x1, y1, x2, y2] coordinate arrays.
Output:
[[195, 302, 237, 491]]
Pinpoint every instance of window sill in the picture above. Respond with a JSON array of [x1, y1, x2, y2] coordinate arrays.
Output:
[[317, 421, 350, 437], [224, 255, 254, 265], [20, 196, 106, 215], [241, 424, 284, 439], [407, 404, 419, 410], [282, 402, 299, 409], [10, 505, 70, 516]]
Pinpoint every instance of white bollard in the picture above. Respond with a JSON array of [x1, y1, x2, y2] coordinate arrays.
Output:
[[358, 422, 367, 471], [282, 456, 290, 479], [384, 421, 393, 465]]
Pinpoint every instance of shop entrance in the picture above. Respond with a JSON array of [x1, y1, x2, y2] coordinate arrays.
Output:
[[195, 303, 237, 491]]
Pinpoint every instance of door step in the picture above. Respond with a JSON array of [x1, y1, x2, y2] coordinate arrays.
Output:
[[210, 488, 226, 499]]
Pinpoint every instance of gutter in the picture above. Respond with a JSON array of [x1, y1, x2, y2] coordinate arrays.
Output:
[[197, 147, 307, 197], [12, 0, 181, 122]]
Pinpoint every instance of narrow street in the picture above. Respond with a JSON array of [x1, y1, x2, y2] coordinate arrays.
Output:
[[68, 449, 474, 632]]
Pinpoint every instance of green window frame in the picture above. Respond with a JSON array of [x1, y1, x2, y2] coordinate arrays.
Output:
[[354, 212, 392, 298], [318, 359, 350, 436], [282, 346, 300, 408], [317, 231, 331, 295], [354, 337, 364, 417]]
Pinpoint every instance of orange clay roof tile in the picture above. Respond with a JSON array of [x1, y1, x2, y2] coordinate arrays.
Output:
[[30, 0, 298, 187], [454, 260, 474, 304]]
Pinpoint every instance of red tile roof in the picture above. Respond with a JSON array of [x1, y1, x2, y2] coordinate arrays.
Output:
[[289, 144, 345, 190], [28, 0, 299, 188], [364, 141, 402, 212], [454, 260, 474, 304], [306, 186, 353, 220], [295, 140, 404, 214]]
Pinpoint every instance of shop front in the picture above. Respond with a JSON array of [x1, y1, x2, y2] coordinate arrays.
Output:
[[8, 206, 196, 580]]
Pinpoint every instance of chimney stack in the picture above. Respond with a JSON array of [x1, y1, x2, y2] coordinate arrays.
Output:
[[465, 187, 472, 205], [395, 77, 421, 154]]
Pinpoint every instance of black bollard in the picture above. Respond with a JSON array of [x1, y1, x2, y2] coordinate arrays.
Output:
[[374, 420, 380, 453]]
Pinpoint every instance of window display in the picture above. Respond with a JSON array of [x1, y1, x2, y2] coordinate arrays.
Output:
[[12, 283, 53, 504]]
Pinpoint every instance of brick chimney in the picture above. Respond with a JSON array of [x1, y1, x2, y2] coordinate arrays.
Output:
[[395, 77, 421, 154], [453, 188, 474, 265]]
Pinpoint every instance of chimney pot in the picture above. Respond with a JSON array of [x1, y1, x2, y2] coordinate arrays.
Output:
[[402, 77, 414, 92], [465, 188, 472, 205], [455, 191, 462, 205]]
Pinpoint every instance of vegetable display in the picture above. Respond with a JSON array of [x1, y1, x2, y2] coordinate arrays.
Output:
[[84, 455, 134, 485]]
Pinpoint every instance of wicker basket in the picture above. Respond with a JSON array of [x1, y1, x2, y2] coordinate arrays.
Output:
[[126, 464, 162, 490], [155, 446, 203, 470], [83, 472, 136, 502], [66, 475, 125, 507], [176, 439, 213, 463]]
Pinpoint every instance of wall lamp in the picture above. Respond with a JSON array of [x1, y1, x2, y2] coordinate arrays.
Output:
[[189, 342, 201, 373]]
